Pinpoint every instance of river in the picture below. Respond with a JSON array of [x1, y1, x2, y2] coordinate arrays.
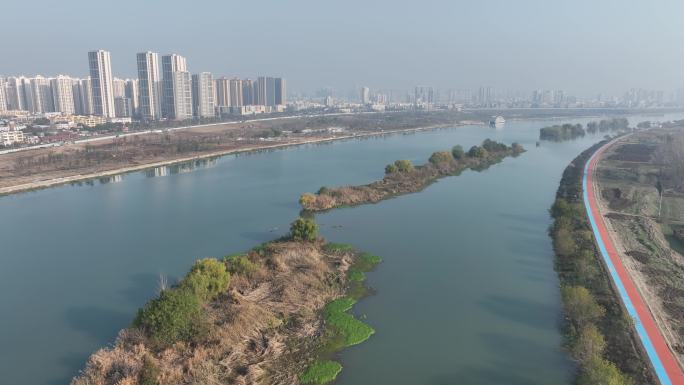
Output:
[[1, 112, 682, 385]]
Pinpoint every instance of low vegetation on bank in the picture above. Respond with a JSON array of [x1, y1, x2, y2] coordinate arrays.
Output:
[[73, 217, 380, 385], [299, 139, 525, 211], [550, 141, 655, 385], [540, 118, 630, 141]]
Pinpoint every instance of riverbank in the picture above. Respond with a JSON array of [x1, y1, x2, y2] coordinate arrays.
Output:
[[589, 132, 684, 383], [299, 139, 524, 211], [72, 218, 379, 385], [0, 123, 454, 197], [550, 139, 656, 384]]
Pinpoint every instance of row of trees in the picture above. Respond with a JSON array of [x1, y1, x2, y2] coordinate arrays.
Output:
[[551, 197, 635, 385], [385, 139, 521, 174]]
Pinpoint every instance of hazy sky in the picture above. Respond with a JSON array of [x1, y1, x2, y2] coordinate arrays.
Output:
[[2, 0, 683, 96]]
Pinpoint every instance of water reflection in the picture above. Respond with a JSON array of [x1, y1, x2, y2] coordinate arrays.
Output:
[[145, 158, 217, 178]]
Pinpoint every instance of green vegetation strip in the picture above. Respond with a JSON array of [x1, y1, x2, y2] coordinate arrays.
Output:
[[551, 141, 652, 385], [301, 246, 381, 384], [300, 361, 344, 384]]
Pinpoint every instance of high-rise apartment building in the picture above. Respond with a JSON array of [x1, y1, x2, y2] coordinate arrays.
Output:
[[114, 97, 132, 117], [30, 76, 55, 113], [0, 78, 7, 113], [74, 77, 94, 115], [215, 77, 230, 107], [88, 50, 116, 118], [242, 79, 254, 106], [112, 78, 126, 98], [191, 72, 215, 118], [162, 54, 191, 120], [229, 78, 243, 107], [5, 77, 25, 111], [172, 71, 193, 120], [361, 87, 370, 104], [137, 51, 162, 121], [51, 75, 75, 114], [275, 78, 286, 105], [414, 86, 434, 105], [124, 79, 139, 117], [255, 76, 284, 107]]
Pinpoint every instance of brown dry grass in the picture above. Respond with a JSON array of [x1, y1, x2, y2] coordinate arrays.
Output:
[[72, 241, 354, 385]]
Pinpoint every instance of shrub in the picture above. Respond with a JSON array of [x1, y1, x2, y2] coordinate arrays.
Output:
[[317, 186, 330, 195], [451, 145, 465, 159], [429, 151, 454, 164], [394, 159, 414, 172], [561, 285, 605, 328], [139, 356, 160, 385], [300, 193, 317, 207], [512, 142, 524, 153], [482, 139, 507, 152], [133, 288, 207, 348], [181, 258, 230, 302], [572, 324, 606, 363], [577, 356, 634, 385], [290, 217, 319, 242], [224, 254, 259, 276], [468, 145, 488, 158], [385, 163, 398, 174]]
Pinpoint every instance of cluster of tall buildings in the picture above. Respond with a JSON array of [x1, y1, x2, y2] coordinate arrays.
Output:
[[0, 49, 287, 122]]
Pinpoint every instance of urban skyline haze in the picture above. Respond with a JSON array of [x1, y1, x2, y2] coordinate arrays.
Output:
[[2, 0, 683, 96]]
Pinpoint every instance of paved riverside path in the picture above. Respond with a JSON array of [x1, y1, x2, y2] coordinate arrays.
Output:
[[583, 137, 684, 385]]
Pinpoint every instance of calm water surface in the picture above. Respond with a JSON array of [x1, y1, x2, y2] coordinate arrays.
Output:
[[1, 113, 682, 385]]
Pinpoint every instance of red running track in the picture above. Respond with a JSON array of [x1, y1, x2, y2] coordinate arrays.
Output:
[[585, 139, 684, 385]]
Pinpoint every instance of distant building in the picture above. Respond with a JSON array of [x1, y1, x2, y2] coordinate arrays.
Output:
[[192, 72, 215, 118], [242, 79, 254, 106], [0, 78, 6, 113], [137, 51, 162, 120], [0, 129, 25, 146], [112, 78, 126, 98], [124, 79, 139, 117], [73, 77, 94, 115], [88, 50, 116, 118], [162, 54, 191, 120], [215, 77, 230, 107], [30, 76, 55, 113], [51, 75, 75, 114], [414, 86, 434, 105], [114, 97, 133, 118], [361, 87, 370, 104], [275, 78, 286, 105], [230, 78, 243, 107], [172, 71, 193, 120]]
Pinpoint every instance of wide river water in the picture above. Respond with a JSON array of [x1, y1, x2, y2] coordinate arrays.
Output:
[[2, 112, 683, 385]]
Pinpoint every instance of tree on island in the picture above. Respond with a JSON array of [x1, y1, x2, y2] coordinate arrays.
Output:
[[451, 145, 465, 160], [385, 163, 398, 174], [468, 145, 488, 158], [429, 151, 453, 164], [290, 217, 319, 242], [394, 159, 414, 172]]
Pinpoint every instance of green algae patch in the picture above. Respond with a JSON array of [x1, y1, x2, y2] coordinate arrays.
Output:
[[324, 297, 375, 349], [346, 252, 382, 297], [300, 360, 343, 384]]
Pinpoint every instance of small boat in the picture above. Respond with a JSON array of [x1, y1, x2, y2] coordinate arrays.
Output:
[[489, 116, 505, 127]]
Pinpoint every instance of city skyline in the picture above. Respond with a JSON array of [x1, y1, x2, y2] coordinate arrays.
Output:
[[2, 0, 684, 96]]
